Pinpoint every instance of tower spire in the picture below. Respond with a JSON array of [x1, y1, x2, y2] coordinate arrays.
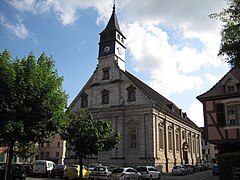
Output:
[[113, 0, 116, 12]]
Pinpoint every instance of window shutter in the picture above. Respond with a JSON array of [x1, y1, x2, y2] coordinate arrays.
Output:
[[216, 103, 226, 126]]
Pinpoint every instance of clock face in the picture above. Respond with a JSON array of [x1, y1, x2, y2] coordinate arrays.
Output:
[[117, 47, 122, 55], [104, 46, 110, 52]]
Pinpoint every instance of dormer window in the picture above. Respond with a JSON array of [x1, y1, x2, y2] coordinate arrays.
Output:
[[225, 78, 237, 93], [126, 85, 136, 102], [102, 68, 110, 80], [226, 84, 236, 92], [80, 92, 88, 108], [101, 89, 109, 104]]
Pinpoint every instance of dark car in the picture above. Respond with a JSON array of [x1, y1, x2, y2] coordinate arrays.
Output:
[[51, 164, 68, 178], [212, 164, 219, 176], [0, 163, 26, 180], [22, 164, 33, 177], [182, 165, 194, 174]]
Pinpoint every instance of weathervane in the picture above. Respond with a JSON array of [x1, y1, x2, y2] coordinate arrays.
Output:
[[113, 0, 116, 12]]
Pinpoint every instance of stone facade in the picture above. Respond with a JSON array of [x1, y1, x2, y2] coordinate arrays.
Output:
[[67, 6, 202, 173]]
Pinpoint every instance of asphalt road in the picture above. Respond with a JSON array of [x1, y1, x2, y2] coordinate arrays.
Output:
[[26, 170, 219, 180]]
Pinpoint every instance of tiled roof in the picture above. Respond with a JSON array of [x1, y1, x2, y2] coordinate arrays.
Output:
[[197, 66, 240, 100], [123, 70, 200, 129]]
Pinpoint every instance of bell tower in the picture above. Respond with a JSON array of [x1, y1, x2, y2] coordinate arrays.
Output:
[[98, 4, 126, 71]]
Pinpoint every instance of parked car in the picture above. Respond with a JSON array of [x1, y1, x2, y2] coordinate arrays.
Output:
[[0, 163, 26, 180], [90, 166, 112, 180], [32, 160, 55, 177], [22, 164, 33, 177], [136, 166, 161, 180], [88, 163, 102, 171], [51, 164, 68, 178], [111, 167, 142, 180], [182, 164, 194, 174], [212, 164, 219, 176], [63, 164, 91, 179], [171, 165, 188, 176]]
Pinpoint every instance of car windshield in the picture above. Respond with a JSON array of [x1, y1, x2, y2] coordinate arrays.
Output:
[[173, 166, 181, 169], [93, 167, 106, 171], [112, 168, 124, 173], [69, 165, 78, 168]]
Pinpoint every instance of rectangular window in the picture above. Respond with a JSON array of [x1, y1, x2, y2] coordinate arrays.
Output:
[[176, 133, 180, 151], [102, 68, 110, 80], [128, 90, 136, 102], [226, 103, 240, 126], [129, 127, 137, 148], [101, 90, 109, 104], [56, 152, 60, 157], [182, 131, 185, 140], [46, 152, 50, 158], [81, 97, 88, 108], [127, 85, 136, 102], [227, 85, 235, 92], [159, 128, 163, 150], [216, 103, 226, 126], [168, 131, 172, 151]]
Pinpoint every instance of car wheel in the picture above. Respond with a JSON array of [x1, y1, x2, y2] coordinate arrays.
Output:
[[149, 175, 152, 180], [126, 177, 130, 180], [138, 177, 142, 180], [157, 175, 161, 180]]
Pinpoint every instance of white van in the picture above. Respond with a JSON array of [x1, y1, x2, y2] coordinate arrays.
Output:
[[32, 160, 55, 177]]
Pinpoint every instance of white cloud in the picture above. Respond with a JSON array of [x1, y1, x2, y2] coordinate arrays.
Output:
[[7, 0, 113, 26], [0, 14, 30, 39], [205, 73, 222, 84], [8, 0, 50, 14], [6, 0, 229, 126], [188, 101, 204, 127]]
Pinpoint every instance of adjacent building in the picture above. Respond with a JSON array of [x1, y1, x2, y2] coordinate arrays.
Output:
[[67, 5, 202, 173], [197, 66, 240, 153], [36, 134, 66, 164], [201, 127, 218, 163]]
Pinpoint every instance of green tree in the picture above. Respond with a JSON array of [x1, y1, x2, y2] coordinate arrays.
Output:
[[14, 141, 37, 163], [61, 110, 120, 180], [210, 0, 240, 67], [0, 49, 68, 180]]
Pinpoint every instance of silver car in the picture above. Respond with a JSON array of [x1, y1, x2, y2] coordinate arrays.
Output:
[[171, 165, 188, 176], [90, 166, 112, 180], [136, 166, 161, 180], [111, 167, 142, 180]]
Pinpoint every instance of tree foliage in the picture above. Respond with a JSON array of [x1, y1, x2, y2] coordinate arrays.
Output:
[[61, 110, 120, 179], [210, 0, 240, 67], [0, 49, 68, 179], [14, 141, 37, 162]]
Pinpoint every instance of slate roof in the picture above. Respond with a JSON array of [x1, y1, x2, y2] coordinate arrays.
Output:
[[197, 66, 240, 101], [100, 5, 125, 38], [123, 70, 200, 130]]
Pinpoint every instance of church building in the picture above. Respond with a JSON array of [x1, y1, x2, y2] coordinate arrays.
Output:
[[67, 5, 202, 173]]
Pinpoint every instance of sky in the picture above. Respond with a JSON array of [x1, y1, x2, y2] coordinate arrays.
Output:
[[0, 0, 231, 127]]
